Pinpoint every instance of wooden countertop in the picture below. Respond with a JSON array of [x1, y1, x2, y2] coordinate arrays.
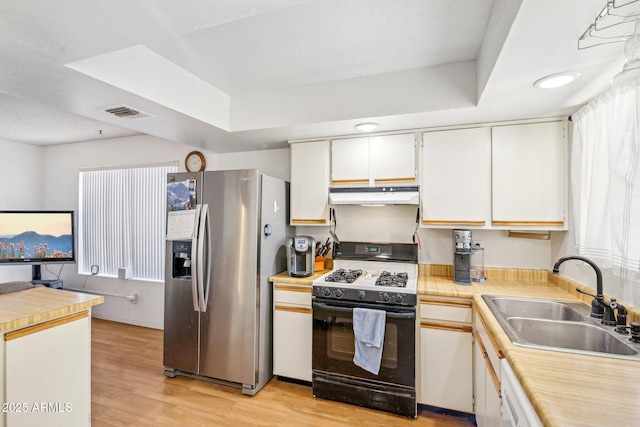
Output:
[[420, 271, 640, 427], [270, 267, 640, 426], [0, 287, 104, 333], [269, 270, 329, 286]]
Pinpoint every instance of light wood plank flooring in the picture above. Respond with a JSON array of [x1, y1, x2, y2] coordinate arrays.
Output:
[[91, 318, 474, 426]]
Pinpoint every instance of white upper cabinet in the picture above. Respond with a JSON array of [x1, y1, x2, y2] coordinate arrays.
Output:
[[331, 134, 416, 185], [371, 134, 417, 183], [331, 137, 370, 184], [290, 140, 330, 226], [421, 128, 491, 227], [491, 121, 567, 228]]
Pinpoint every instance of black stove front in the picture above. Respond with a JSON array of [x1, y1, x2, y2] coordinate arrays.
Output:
[[311, 297, 416, 418]]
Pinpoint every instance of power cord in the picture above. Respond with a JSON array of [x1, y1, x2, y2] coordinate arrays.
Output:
[[81, 265, 99, 289], [45, 264, 64, 280]]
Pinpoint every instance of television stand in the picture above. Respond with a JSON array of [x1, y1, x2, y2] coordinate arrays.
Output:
[[31, 279, 63, 289]]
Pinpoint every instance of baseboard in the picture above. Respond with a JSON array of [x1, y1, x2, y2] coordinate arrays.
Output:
[[91, 312, 162, 330]]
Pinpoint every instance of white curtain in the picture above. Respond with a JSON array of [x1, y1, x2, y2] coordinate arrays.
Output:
[[571, 76, 640, 281]]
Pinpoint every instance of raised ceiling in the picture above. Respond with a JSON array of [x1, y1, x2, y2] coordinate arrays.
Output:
[[0, 0, 629, 152]]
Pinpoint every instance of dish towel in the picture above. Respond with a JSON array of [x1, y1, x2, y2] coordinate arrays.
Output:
[[352, 307, 386, 375]]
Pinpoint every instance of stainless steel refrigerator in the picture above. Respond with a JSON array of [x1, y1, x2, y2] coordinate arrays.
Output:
[[163, 169, 288, 395]]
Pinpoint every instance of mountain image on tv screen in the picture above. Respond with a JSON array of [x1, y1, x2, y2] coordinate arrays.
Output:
[[0, 212, 74, 260]]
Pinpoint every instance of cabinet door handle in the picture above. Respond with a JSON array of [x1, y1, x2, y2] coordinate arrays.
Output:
[[420, 298, 472, 309], [291, 218, 327, 224], [476, 333, 501, 395], [331, 179, 369, 184], [422, 220, 486, 226], [5, 311, 89, 341], [374, 177, 415, 183], [274, 285, 312, 293], [477, 310, 505, 359], [420, 322, 472, 333], [485, 358, 502, 397], [475, 333, 489, 359], [492, 220, 564, 227], [275, 306, 312, 315]]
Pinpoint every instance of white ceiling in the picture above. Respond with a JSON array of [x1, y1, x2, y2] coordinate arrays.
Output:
[[0, 0, 631, 153]]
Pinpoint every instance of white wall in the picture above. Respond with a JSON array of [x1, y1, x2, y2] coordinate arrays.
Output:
[[215, 148, 289, 182], [0, 140, 44, 281], [296, 210, 555, 270], [0, 139, 43, 209]]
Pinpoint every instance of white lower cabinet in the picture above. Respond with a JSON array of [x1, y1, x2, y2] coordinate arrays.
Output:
[[3, 311, 91, 427], [474, 338, 487, 427], [475, 333, 503, 427], [272, 283, 312, 382], [475, 309, 504, 427], [418, 297, 474, 413]]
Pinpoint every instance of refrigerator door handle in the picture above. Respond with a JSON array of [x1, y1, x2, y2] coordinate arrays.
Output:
[[197, 204, 209, 312], [190, 204, 203, 312], [201, 204, 212, 312]]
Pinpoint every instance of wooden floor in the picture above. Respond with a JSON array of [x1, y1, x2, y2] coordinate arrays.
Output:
[[91, 318, 475, 426]]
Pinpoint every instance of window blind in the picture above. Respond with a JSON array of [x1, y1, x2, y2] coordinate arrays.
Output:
[[78, 164, 177, 281]]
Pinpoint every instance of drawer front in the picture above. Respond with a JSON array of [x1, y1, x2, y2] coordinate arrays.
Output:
[[274, 284, 312, 307], [420, 298, 473, 323]]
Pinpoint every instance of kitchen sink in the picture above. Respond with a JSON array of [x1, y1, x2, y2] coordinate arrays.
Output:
[[487, 296, 588, 321], [507, 317, 638, 356], [482, 295, 640, 360]]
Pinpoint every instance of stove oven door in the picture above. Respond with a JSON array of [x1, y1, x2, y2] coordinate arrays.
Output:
[[311, 298, 416, 417]]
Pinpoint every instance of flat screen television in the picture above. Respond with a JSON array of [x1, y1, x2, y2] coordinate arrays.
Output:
[[0, 210, 76, 281]]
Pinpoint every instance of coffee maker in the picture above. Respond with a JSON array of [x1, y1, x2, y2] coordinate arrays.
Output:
[[286, 236, 316, 277], [453, 230, 472, 285]]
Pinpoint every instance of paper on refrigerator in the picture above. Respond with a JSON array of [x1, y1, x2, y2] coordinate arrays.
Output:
[[166, 205, 201, 240], [166, 178, 199, 240]]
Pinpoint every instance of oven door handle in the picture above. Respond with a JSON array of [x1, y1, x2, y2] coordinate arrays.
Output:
[[385, 311, 415, 320], [313, 302, 416, 319]]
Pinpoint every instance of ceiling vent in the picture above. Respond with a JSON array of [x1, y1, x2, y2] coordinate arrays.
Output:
[[104, 105, 153, 120]]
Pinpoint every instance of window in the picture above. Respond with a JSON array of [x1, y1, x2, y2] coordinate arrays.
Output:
[[78, 164, 177, 281]]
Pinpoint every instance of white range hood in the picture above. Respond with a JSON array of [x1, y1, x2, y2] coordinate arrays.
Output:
[[329, 186, 420, 205]]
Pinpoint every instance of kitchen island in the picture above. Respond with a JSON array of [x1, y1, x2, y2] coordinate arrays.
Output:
[[271, 267, 640, 427], [0, 285, 104, 427]]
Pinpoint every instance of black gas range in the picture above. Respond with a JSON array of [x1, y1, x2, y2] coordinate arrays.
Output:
[[312, 241, 418, 418]]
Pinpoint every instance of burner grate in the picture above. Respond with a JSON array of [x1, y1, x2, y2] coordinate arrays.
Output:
[[325, 268, 363, 284], [375, 271, 409, 288]]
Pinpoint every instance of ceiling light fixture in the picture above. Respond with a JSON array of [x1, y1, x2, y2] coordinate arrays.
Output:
[[355, 122, 379, 132], [533, 72, 580, 89]]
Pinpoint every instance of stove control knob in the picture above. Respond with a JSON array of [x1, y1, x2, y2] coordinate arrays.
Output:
[[358, 290, 366, 300], [323, 288, 332, 297], [394, 294, 405, 304], [381, 292, 390, 303], [335, 288, 344, 298]]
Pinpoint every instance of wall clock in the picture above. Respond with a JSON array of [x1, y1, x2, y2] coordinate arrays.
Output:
[[185, 151, 206, 172]]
